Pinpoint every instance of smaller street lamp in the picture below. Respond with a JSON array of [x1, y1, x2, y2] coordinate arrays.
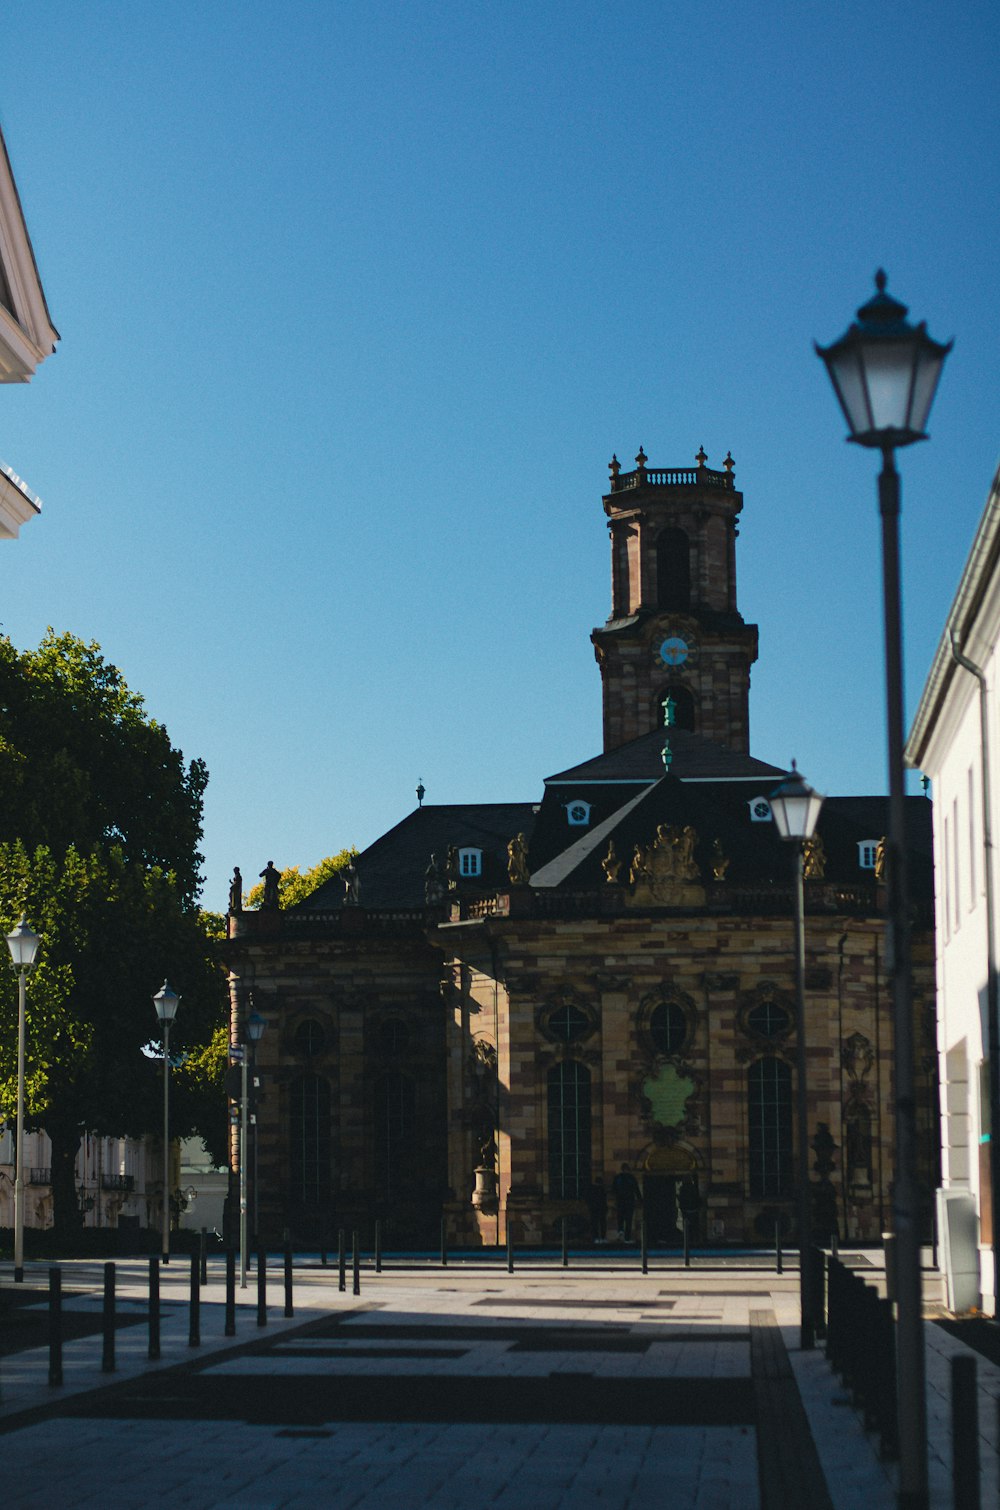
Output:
[[240, 1005, 266, 1287], [153, 980, 180, 1264], [6, 915, 42, 1283], [769, 764, 824, 1349]]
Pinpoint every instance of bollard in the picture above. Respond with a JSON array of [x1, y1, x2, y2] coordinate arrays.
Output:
[[320, 1221, 328, 1268], [683, 1213, 691, 1269], [952, 1354, 980, 1510], [49, 1266, 63, 1386], [199, 1227, 208, 1286], [441, 1216, 447, 1268], [189, 1251, 201, 1347], [256, 1249, 267, 1326], [775, 1220, 783, 1275], [507, 1213, 514, 1274], [102, 1262, 116, 1374], [352, 1231, 361, 1296], [375, 1220, 382, 1275], [640, 1217, 648, 1275], [338, 1228, 346, 1293], [882, 1231, 897, 1303], [831, 1228, 839, 1262], [148, 1256, 161, 1360], [284, 1245, 294, 1318], [225, 1248, 236, 1337], [562, 1216, 569, 1269]]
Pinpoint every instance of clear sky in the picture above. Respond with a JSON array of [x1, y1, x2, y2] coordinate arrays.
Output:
[[1, 1, 997, 911]]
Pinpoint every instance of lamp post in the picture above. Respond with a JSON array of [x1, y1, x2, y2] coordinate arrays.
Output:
[[769, 763, 825, 1350], [239, 1006, 266, 1287], [153, 981, 180, 1265], [6, 915, 41, 1283], [247, 1011, 266, 1249], [817, 270, 950, 1510]]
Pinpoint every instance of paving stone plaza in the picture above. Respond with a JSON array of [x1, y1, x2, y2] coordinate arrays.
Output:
[[1, 1251, 998, 1507]]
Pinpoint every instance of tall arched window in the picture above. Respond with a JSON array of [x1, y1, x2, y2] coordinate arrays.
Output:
[[289, 1073, 331, 1207], [656, 527, 691, 610], [547, 1061, 592, 1198], [375, 1070, 415, 1203], [748, 1056, 793, 1198]]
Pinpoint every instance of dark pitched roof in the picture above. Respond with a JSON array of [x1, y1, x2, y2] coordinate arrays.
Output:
[[298, 802, 537, 911], [546, 726, 788, 784]]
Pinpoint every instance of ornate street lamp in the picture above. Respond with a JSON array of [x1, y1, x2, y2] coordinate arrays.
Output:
[[6, 915, 41, 1282], [153, 981, 180, 1264], [817, 271, 950, 1510], [246, 1010, 266, 1254], [770, 763, 824, 1349]]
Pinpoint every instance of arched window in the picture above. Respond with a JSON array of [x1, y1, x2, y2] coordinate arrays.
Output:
[[546, 1002, 590, 1043], [289, 1073, 331, 1207], [650, 1001, 688, 1056], [294, 1019, 326, 1058], [748, 1057, 793, 1198], [547, 1061, 592, 1198], [375, 1070, 415, 1203], [656, 527, 691, 610], [658, 686, 695, 732]]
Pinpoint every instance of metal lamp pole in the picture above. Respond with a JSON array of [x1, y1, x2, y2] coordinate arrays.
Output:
[[239, 1008, 266, 1287], [247, 1012, 266, 1249], [6, 916, 42, 1283], [153, 981, 180, 1265], [770, 765, 825, 1350], [817, 270, 950, 1510]]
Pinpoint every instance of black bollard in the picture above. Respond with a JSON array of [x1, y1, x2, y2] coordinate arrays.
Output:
[[683, 1213, 691, 1269], [49, 1266, 63, 1386], [352, 1231, 361, 1296], [507, 1214, 514, 1274], [831, 1228, 839, 1262], [148, 1256, 161, 1360], [375, 1220, 382, 1275], [189, 1251, 201, 1346], [102, 1262, 116, 1373], [775, 1220, 783, 1275], [338, 1228, 346, 1293], [441, 1216, 447, 1267], [199, 1227, 208, 1286], [952, 1354, 980, 1510], [562, 1216, 569, 1269], [224, 1249, 236, 1337], [641, 1217, 648, 1275], [256, 1248, 267, 1326], [284, 1245, 294, 1318]]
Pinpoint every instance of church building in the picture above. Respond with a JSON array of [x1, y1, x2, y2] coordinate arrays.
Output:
[[226, 449, 938, 1249]]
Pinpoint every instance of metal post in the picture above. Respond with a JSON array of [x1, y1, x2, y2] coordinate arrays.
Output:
[[879, 451, 928, 1508], [224, 1248, 235, 1336], [352, 1231, 360, 1296], [775, 1220, 783, 1275], [284, 1245, 293, 1317], [199, 1227, 208, 1285], [256, 1248, 267, 1326], [102, 1262, 116, 1373], [162, 1018, 171, 1265], [148, 1256, 160, 1360], [507, 1210, 514, 1273], [48, 1266, 63, 1386], [338, 1228, 346, 1292], [375, 1219, 382, 1274], [683, 1213, 691, 1269], [239, 1047, 249, 1288], [562, 1216, 568, 1269], [792, 842, 814, 1349], [189, 1251, 200, 1346], [441, 1215, 447, 1267], [951, 1354, 979, 1510], [640, 1216, 647, 1274], [13, 967, 26, 1281]]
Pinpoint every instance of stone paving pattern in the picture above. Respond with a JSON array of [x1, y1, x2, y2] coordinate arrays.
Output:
[[0, 1254, 997, 1507]]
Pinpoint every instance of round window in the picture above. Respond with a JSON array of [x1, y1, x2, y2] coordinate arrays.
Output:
[[747, 1000, 792, 1040], [546, 1003, 589, 1043]]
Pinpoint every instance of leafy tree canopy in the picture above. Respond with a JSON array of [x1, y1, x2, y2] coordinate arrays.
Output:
[[243, 849, 357, 910]]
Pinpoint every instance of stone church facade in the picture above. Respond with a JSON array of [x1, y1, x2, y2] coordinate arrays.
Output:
[[226, 450, 938, 1248]]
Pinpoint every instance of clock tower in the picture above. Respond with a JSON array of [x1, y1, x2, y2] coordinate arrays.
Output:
[[591, 447, 759, 754]]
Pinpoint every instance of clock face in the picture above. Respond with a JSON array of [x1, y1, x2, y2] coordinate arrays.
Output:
[[658, 635, 689, 667]]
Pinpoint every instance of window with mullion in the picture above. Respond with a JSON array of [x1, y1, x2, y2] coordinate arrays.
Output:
[[748, 1056, 793, 1198], [547, 1060, 592, 1198]]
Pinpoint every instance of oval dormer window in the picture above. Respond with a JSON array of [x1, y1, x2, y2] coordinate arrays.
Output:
[[567, 800, 592, 827]]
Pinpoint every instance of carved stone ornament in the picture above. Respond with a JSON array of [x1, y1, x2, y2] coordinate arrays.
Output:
[[803, 835, 826, 880], [841, 1031, 874, 1083], [507, 832, 530, 886], [711, 839, 730, 882], [626, 824, 705, 908], [602, 840, 623, 884]]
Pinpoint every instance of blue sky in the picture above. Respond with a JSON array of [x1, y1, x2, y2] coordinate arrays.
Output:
[[1, 1, 997, 911]]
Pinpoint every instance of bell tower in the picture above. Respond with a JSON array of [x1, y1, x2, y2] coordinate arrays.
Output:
[[591, 447, 759, 753]]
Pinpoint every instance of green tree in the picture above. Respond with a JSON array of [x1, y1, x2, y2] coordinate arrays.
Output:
[[243, 850, 357, 910], [0, 632, 225, 1231]]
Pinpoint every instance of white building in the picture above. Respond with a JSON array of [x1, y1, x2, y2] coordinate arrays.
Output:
[[907, 460, 1000, 1314]]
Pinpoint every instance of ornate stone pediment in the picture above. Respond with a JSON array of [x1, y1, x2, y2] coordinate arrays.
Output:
[[626, 824, 706, 908]]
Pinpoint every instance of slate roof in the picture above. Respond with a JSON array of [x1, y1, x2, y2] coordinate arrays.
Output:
[[297, 802, 538, 912], [546, 725, 788, 784]]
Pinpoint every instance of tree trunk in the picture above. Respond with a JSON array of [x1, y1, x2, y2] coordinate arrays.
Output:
[[48, 1122, 84, 1234]]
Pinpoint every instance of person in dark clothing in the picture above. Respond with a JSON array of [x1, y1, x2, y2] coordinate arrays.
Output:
[[612, 1163, 642, 1240]]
